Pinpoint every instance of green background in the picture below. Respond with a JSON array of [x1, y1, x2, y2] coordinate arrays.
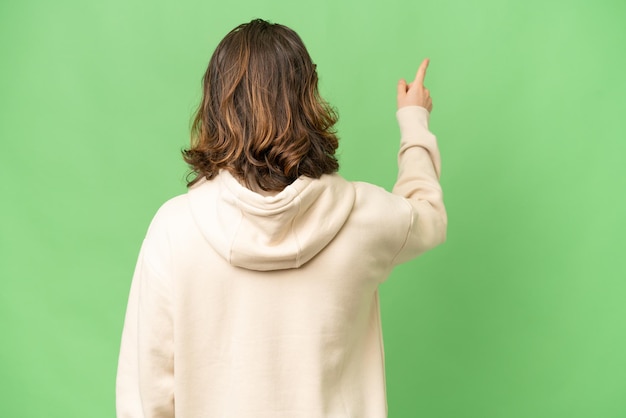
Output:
[[1, 0, 625, 416]]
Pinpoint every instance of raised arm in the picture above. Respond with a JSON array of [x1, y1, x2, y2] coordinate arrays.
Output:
[[391, 58, 447, 264]]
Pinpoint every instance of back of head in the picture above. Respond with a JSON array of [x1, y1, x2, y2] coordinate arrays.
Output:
[[184, 19, 339, 192]]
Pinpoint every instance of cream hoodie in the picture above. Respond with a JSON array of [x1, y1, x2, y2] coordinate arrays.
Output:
[[116, 106, 447, 418]]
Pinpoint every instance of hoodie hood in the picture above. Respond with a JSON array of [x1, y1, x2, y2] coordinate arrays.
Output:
[[188, 170, 356, 271]]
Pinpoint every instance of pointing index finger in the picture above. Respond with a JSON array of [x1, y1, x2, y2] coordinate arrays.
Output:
[[414, 58, 430, 86]]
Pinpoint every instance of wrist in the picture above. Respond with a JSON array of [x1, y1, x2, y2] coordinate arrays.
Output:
[[396, 106, 431, 132]]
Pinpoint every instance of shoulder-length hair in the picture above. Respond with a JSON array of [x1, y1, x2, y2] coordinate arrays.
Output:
[[183, 19, 339, 192]]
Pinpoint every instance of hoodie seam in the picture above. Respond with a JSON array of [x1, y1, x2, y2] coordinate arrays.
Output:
[[390, 198, 414, 267]]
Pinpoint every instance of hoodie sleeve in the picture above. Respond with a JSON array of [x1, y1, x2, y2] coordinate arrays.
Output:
[[391, 105, 447, 265], [116, 220, 175, 417]]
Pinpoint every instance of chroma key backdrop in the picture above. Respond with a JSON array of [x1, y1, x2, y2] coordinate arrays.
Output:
[[1, 0, 625, 417]]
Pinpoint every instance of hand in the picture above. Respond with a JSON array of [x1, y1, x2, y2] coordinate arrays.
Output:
[[397, 58, 433, 112]]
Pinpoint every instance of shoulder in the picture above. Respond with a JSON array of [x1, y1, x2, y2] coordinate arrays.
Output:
[[144, 193, 192, 240], [349, 180, 413, 237], [351, 181, 412, 218], [155, 193, 190, 216], [140, 193, 199, 272], [329, 180, 413, 265]]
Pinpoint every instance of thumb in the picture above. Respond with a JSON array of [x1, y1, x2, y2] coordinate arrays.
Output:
[[397, 78, 408, 97]]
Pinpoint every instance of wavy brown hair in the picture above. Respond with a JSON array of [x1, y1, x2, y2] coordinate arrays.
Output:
[[183, 19, 340, 192]]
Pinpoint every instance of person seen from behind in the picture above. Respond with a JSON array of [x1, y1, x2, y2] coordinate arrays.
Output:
[[116, 18, 447, 418]]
